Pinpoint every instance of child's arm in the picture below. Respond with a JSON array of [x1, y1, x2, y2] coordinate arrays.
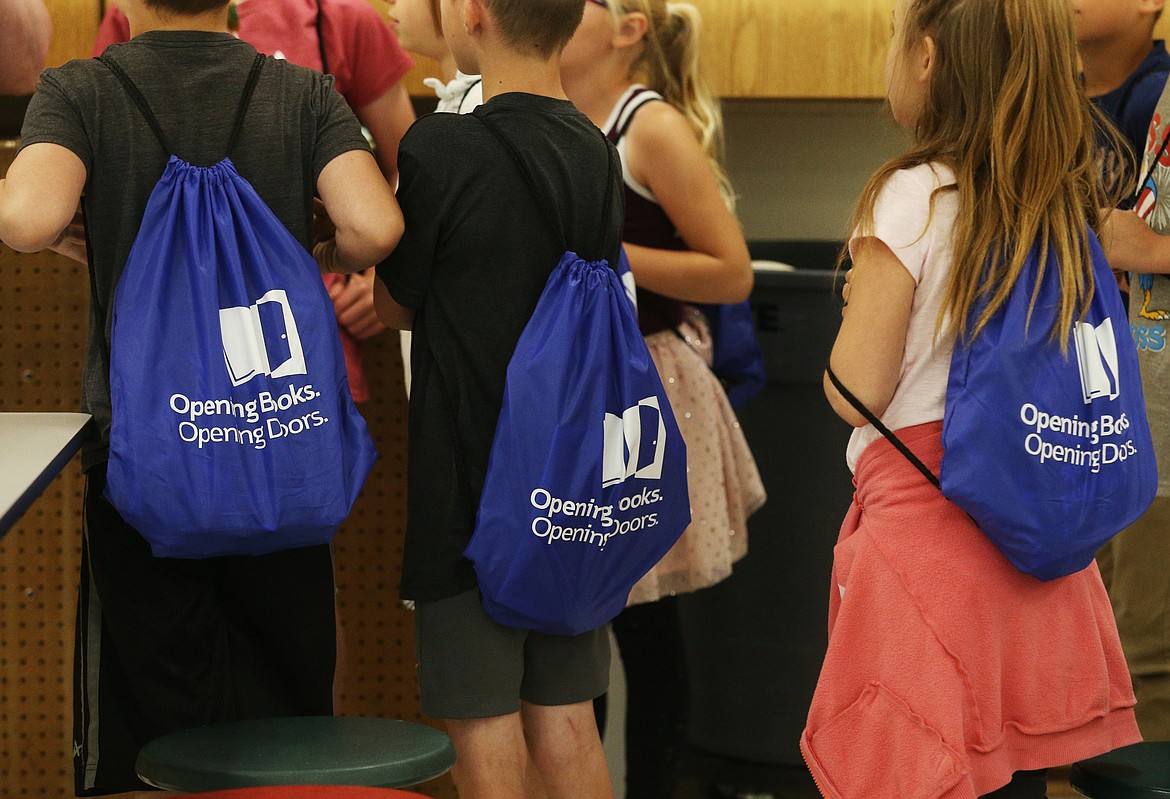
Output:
[[623, 102, 752, 304], [1102, 208, 1170, 274], [372, 276, 413, 330], [354, 85, 416, 186], [0, 142, 86, 254], [315, 149, 403, 274], [823, 237, 916, 427]]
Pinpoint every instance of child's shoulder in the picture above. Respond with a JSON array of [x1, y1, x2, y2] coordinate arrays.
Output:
[[33, 55, 120, 104], [623, 97, 690, 147], [880, 162, 957, 198], [400, 110, 486, 157]]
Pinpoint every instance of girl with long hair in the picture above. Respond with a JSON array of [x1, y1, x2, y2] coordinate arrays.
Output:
[[804, 1, 1141, 797]]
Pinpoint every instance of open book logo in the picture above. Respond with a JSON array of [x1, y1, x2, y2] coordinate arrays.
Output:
[[1074, 319, 1120, 404], [602, 396, 667, 488], [219, 289, 307, 387]]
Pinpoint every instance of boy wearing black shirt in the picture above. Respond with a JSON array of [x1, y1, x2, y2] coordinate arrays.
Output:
[[374, 0, 622, 795]]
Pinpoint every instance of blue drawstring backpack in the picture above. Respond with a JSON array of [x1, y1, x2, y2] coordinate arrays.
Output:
[[464, 117, 691, 636], [100, 54, 377, 559], [694, 301, 766, 408], [829, 227, 1157, 581]]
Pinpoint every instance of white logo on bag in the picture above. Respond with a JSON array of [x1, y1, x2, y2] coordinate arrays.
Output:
[[219, 290, 307, 387], [602, 396, 667, 488], [621, 269, 637, 309], [1074, 319, 1120, 404]]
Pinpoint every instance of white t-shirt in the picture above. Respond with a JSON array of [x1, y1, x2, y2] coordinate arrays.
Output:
[[423, 72, 484, 115], [845, 162, 960, 472]]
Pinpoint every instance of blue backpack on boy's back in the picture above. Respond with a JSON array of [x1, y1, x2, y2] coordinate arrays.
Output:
[[830, 227, 1157, 581], [464, 117, 691, 636], [99, 54, 377, 558]]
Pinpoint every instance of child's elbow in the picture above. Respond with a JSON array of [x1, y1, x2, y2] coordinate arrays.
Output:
[[0, 212, 55, 253], [370, 215, 403, 263], [823, 371, 887, 428], [824, 381, 869, 427], [343, 213, 401, 268], [727, 255, 753, 302]]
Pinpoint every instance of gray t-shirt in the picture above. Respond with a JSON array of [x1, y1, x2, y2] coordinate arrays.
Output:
[[20, 31, 370, 470], [1130, 81, 1170, 495]]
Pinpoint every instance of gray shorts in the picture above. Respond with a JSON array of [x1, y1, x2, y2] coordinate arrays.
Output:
[[414, 589, 610, 719]]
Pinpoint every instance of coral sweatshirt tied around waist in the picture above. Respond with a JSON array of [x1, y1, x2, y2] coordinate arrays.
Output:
[[801, 422, 1140, 799]]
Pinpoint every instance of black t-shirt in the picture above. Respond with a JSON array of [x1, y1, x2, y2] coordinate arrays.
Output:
[[19, 31, 370, 470], [378, 93, 624, 600]]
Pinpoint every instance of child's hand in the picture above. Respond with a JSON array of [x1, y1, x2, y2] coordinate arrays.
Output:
[[328, 268, 387, 340], [48, 209, 87, 264], [1102, 209, 1170, 274]]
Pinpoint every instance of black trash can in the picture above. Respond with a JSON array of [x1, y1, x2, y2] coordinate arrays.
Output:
[[679, 253, 855, 775]]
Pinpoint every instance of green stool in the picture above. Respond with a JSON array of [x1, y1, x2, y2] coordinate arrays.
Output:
[[135, 717, 456, 792], [1070, 742, 1170, 798]]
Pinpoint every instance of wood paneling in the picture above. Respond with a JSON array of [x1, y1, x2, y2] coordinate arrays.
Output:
[[31, 0, 1170, 101], [403, 54, 442, 98], [689, 0, 895, 99], [43, 0, 101, 66]]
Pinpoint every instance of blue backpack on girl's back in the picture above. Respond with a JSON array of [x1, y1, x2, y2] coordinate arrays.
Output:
[[464, 117, 691, 636], [99, 54, 377, 558], [831, 227, 1157, 581], [694, 300, 766, 408]]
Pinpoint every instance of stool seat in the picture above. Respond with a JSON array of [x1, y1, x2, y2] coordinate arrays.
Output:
[[136, 716, 456, 792], [1070, 741, 1170, 798]]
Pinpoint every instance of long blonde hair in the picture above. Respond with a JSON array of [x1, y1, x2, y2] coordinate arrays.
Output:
[[607, 0, 735, 209], [852, 0, 1123, 348]]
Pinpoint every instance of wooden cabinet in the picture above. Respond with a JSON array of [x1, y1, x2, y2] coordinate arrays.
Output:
[[404, 54, 442, 98], [688, 0, 1170, 99], [399, 0, 901, 100], [43, 0, 1170, 101], [401, 3, 1170, 100], [43, 0, 101, 66], [689, 0, 895, 99]]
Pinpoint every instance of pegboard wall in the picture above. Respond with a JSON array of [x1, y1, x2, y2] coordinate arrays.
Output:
[[0, 141, 456, 798]]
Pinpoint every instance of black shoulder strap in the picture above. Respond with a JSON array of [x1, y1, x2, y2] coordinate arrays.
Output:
[[100, 55, 173, 154], [226, 53, 267, 157], [825, 365, 941, 489], [99, 52, 266, 159], [475, 113, 617, 256]]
